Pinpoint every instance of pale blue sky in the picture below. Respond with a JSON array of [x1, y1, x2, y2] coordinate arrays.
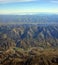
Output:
[[0, 0, 58, 14]]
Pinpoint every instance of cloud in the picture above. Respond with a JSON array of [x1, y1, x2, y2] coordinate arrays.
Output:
[[50, 0, 58, 3], [0, 0, 37, 3]]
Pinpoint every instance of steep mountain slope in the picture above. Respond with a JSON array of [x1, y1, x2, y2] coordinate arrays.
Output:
[[0, 24, 58, 49], [0, 34, 16, 51]]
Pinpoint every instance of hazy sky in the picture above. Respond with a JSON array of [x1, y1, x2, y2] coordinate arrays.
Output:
[[0, 0, 58, 14]]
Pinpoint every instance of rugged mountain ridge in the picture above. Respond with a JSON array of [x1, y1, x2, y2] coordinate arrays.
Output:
[[0, 24, 58, 65], [0, 24, 58, 50]]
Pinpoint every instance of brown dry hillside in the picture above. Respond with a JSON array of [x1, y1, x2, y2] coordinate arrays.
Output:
[[0, 34, 16, 51], [0, 48, 58, 65]]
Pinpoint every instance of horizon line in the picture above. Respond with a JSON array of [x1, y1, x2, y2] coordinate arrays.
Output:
[[0, 12, 58, 15]]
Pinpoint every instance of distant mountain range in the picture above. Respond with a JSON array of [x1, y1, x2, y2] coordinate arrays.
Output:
[[0, 14, 58, 24]]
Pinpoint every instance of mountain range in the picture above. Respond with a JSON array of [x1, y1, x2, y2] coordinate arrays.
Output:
[[0, 24, 58, 50], [0, 14, 58, 24], [0, 14, 58, 65]]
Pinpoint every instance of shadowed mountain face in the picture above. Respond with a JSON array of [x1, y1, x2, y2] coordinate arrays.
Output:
[[0, 24, 58, 50]]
